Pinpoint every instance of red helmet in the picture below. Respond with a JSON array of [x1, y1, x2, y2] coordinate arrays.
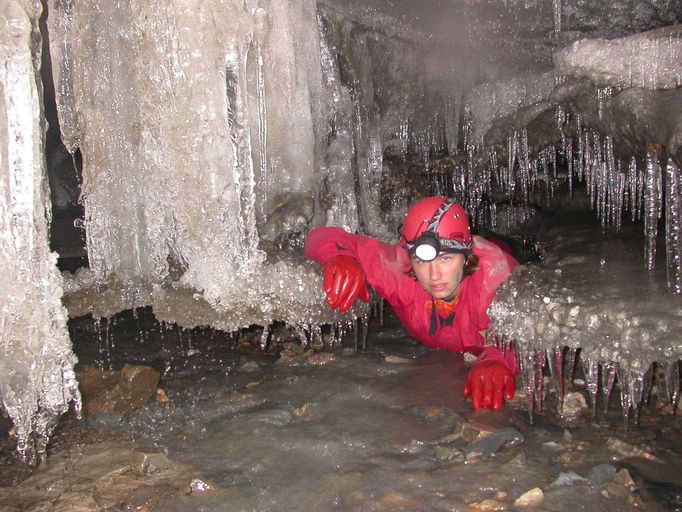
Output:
[[402, 197, 473, 260]]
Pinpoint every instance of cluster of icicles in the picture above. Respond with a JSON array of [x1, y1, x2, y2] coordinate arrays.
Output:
[[402, 105, 681, 294], [493, 338, 680, 428]]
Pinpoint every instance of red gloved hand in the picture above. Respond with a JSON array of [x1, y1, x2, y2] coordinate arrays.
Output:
[[463, 360, 515, 410], [322, 255, 370, 312]]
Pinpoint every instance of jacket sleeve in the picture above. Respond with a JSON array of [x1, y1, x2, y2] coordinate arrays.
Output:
[[472, 236, 520, 374], [304, 227, 408, 303]]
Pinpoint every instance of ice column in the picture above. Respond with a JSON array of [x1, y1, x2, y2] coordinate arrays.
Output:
[[0, 1, 79, 464]]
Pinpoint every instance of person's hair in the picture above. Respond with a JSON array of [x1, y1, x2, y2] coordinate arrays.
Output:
[[405, 253, 480, 277], [463, 254, 479, 276]]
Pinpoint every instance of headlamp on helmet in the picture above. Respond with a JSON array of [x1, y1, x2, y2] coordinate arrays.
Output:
[[403, 198, 474, 261]]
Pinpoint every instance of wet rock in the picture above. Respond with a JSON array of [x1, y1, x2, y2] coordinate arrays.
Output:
[[92, 467, 144, 510], [433, 445, 465, 463], [238, 361, 261, 373], [502, 453, 528, 470], [457, 420, 498, 444], [132, 452, 174, 476], [541, 441, 565, 452], [514, 487, 544, 507], [277, 348, 315, 365], [384, 355, 413, 364], [549, 471, 588, 487], [293, 402, 312, 417], [189, 478, 214, 494], [379, 491, 420, 509], [606, 437, 658, 461], [560, 391, 588, 421], [259, 193, 314, 252], [603, 481, 632, 499], [77, 364, 160, 416], [406, 406, 464, 426], [469, 498, 506, 510], [464, 427, 524, 456], [308, 352, 336, 365], [586, 463, 617, 486], [156, 387, 171, 405], [614, 468, 638, 492]]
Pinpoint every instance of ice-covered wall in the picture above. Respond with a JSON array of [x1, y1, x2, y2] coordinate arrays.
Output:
[[0, 0, 79, 465]]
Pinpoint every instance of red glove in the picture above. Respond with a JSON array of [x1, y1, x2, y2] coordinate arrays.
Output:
[[463, 360, 515, 410], [322, 255, 370, 312]]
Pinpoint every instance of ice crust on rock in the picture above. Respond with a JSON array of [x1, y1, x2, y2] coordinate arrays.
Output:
[[555, 25, 682, 90], [0, 1, 80, 464], [488, 217, 682, 424]]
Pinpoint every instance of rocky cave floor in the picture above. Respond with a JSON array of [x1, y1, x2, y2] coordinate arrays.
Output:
[[1, 307, 682, 511]]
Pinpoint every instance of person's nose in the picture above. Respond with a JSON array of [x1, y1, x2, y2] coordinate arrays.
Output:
[[429, 261, 441, 281]]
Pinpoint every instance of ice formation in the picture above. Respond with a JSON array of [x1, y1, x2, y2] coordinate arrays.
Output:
[[488, 216, 682, 426], [0, 1, 80, 465], [0, 0, 681, 460]]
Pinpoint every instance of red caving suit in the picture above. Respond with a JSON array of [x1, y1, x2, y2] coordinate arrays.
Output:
[[305, 227, 519, 373]]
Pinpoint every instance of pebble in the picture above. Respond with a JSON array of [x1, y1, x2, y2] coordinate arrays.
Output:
[[464, 427, 524, 456], [549, 471, 588, 487], [469, 498, 506, 511], [238, 361, 261, 373], [385, 355, 413, 364], [614, 468, 637, 492], [308, 352, 336, 365], [132, 452, 174, 476], [293, 402, 312, 417], [541, 441, 564, 452], [586, 463, 617, 486], [514, 487, 544, 507], [606, 437, 658, 461], [561, 391, 588, 420], [433, 446, 464, 463], [189, 478, 213, 494]]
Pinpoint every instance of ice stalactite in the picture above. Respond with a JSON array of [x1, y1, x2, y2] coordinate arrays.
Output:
[[253, 8, 269, 223], [644, 150, 662, 270], [553, 0, 561, 35], [225, 42, 261, 272], [665, 160, 681, 293], [1, 1, 80, 464]]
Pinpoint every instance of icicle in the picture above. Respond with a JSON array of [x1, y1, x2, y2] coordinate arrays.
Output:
[[553, 0, 561, 35], [507, 131, 518, 200], [582, 357, 600, 417], [521, 350, 539, 424], [546, 346, 565, 409], [519, 129, 531, 203], [644, 150, 662, 270], [617, 363, 632, 429], [294, 323, 309, 348], [568, 347, 579, 388], [665, 159, 682, 293], [352, 317, 359, 351], [665, 360, 681, 411], [629, 364, 652, 426], [225, 45, 261, 270], [535, 350, 545, 413], [361, 313, 369, 350], [601, 361, 617, 413], [259, 324, 270, 351], [566, 138, 574, 197]]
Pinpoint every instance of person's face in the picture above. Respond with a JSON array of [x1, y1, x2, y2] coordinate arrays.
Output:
[[411, 252, 466, 301]]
